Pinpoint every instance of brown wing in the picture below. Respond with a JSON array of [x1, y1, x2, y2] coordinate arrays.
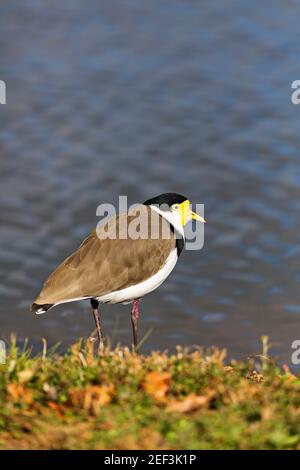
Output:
[[34, 206, 176, 305]]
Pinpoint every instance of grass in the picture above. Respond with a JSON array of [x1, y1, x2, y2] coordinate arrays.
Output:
[[0, 336, 300, 449]]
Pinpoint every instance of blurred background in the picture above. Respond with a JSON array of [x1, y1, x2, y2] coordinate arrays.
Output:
[[1, 0, 300, 364]]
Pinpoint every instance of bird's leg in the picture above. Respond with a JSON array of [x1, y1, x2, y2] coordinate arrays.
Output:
[[131, 299, 139, 351], [90, 298, 104, 354]]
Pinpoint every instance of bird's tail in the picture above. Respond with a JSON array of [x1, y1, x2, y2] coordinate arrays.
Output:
[[31, 303, 54, 315]]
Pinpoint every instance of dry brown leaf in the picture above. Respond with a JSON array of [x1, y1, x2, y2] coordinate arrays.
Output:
[[7, 383, 33, 404], [7, 383, 23, 400], [47, 401, 67, 417], [167, 393, 210, 413], [142, 371, 171, 402], [18, 369, 34, 384], [69, 383, 114, 415]]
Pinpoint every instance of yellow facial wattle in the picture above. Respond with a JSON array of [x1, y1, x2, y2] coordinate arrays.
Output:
[[179, 200, 206, 226]]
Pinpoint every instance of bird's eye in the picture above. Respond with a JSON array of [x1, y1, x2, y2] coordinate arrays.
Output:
[[172, 204, 180, 211]]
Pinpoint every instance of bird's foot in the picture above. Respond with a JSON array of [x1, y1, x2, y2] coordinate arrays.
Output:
[[88, 335, 104, 356], [97, 340, 104, 356]]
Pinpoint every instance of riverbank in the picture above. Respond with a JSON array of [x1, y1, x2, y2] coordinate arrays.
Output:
[[0, 337, 299, 449]]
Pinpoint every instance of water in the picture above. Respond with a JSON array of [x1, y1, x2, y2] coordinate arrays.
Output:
[[1, 0, 300, 364]]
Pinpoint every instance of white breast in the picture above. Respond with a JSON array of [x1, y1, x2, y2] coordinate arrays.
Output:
[[97, 248, 178, 304]]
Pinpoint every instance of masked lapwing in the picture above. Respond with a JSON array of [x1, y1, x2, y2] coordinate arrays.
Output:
[[31, 193, 205, 352]]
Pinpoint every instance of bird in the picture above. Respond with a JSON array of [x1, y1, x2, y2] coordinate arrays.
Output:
[[31, 193, 205, 353]]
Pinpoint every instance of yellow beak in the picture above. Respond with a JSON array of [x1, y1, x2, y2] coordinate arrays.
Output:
[[180, 200, 206, 225], [191, 211, 206, 223]]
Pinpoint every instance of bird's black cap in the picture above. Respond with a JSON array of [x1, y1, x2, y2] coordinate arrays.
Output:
[[143, 193, 188, 208]]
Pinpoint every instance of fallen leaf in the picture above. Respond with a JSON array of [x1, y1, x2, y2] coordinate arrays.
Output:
[[7, 383, 33, 404], [142, 371, 171, 402], [47, 401, 67, 417], [69, 384, 114, 415], [7, 383, 23, 400], [167, 393, 210, 413], [18, 369, 34, 384]]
